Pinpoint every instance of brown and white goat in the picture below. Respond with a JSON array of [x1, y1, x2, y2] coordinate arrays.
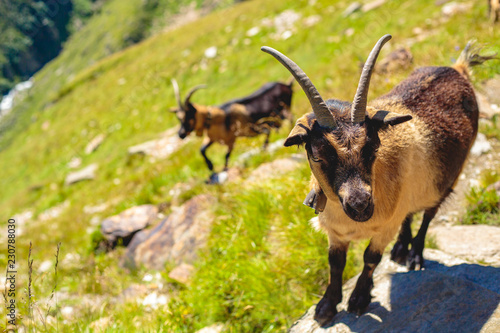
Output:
[[170, 79, 293, 180], [262, 35, 494, 326]]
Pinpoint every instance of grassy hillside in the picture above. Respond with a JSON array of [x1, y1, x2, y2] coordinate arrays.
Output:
[[1, 0, 499, 331]]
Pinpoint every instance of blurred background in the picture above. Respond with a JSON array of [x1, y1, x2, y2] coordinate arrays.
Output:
[[0, 0, 499, 331]]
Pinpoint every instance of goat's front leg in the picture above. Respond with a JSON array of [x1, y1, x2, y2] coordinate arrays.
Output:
[[348, 243, 382, 315], [314, 243, 348, 327], [223, 141, 234, 171], [200, 138, 214, 172], [262, 128, 271, 150]]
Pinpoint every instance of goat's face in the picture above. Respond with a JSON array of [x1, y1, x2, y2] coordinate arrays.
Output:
[[262, 35, 412, 221], [170, 80, 206, 139], [172, 105, 196, 139], [286, 108, 410, 222]]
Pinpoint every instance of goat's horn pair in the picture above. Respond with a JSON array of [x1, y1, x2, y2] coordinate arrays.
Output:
[[261, 34, 391, 126], [171, 78, 206, 110]]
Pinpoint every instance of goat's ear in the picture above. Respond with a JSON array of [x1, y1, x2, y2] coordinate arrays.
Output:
[[284, 117, 310, 147], [366, 109, 412, 129]]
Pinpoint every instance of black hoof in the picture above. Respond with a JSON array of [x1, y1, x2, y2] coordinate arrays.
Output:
[[348, 288, 372, 315], [206, 173, 219, 184], [390, 241, 409, 265], [407, 248, 424, 271], [314, 297, 338, 327]]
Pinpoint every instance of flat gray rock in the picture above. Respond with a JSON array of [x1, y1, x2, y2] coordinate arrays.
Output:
[[100, 204, 159, 248], [429, 225, 500, 267], [289, 249, 500, 333], [128, 128, 186, 161], [246, 154, 305, 183]]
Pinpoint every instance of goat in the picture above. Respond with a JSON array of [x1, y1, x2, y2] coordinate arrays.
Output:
[[489, 0, 500, 22], [262, 35, 495, 326], [170, 79, 293, 181]]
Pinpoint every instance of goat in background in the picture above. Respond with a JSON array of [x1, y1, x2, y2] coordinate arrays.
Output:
[[262, 35, 495, 326], [170, 79, 293, 183]]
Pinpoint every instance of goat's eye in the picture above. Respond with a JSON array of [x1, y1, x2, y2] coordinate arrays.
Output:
[[310, 155, 322, 163]]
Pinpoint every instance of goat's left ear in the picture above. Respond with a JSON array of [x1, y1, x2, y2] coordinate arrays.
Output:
[[366, 109, 412, 129], [284, 116, 311, 147]]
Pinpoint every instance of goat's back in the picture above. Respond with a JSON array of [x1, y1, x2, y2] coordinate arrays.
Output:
[[377, 66, 478, 193]]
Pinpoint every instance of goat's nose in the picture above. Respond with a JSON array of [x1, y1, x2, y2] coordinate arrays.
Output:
[[346, 191, 371, 213]]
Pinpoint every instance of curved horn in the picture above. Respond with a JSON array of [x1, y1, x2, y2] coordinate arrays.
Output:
[[261, 46, 336, 129], [171, 79, 183, 110], [351, 34, 392, 123], [184, 84, 207, 108]]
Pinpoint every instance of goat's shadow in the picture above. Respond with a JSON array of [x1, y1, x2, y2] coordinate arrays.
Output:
[[321, 261, 500, 332]]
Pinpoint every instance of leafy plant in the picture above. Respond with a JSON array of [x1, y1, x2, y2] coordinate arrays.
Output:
[[462, 186, 500, 225]]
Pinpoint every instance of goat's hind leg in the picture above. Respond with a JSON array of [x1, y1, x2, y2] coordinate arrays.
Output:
[[390, 214, 413, 265], [407, 205, 439, 270]]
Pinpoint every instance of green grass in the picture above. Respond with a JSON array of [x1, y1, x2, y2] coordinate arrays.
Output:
[[1, 0, 500, 331], [462, 171, 500, 226]]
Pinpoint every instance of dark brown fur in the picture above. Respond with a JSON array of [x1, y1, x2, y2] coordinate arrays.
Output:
[[376, 66, 478, 193]]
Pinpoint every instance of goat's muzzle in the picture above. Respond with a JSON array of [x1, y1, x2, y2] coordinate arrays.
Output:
[[342, 189, 374, 222], [178, 128, 188, 139]]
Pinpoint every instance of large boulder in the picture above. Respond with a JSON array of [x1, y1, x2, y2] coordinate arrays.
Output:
[[123, 194, 215, 270], [100, 205, 159, 249], [289, 249, 500, 332]]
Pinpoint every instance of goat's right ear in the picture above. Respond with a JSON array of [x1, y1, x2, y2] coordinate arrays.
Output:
[[284, 117, 310, 147]]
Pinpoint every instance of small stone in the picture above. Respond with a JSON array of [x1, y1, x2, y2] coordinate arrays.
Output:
[[204, 46, 217, 59], [195, 324, 225, 333], [42, 121, 50, 131], [39, 201, 70, 221], [89, 317, 112, 332], [67, 157, 82, 169], [143, 274, 154, 282], [343, 2, 362, 17], [303, 15, 321, 27], [168, 263, 195, 285], [85, 134, 105, 155], [38, 260, 53, 273], [441, 1, 473, 16], [246, 26, 260, 37], [344, 28, 355, 37], [141, 292, 168, 309], [60, 306, 74, 320], [470, 133, 492, 156], [65, 163, 98, 185], [362, 0, 387, 12]]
